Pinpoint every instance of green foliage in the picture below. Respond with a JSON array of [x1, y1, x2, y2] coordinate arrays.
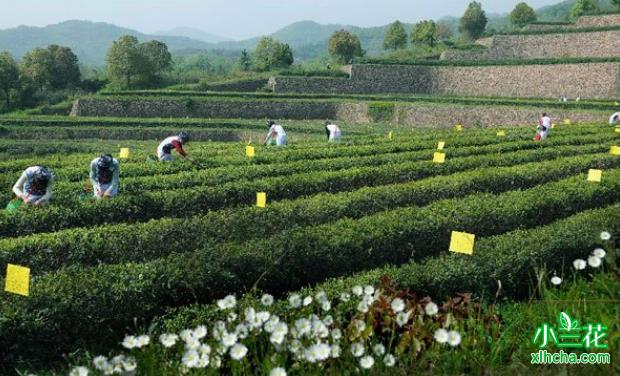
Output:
[[367, 102, 395, 122], [46, 45, 81, 89], [328, 30, 364, 64], [138, 40, 172, 78], [253, 37, 294, 72], [411, 20, 439, 46], [0, 52, 20, 108], [613, 0, 620, 8], [20, 48, 53, 92], [571, 0, 600, 19], [510, 2, 538, 28], [239, 49, 252, 71], [383, 21, 408, 51], [459, 1, 488, 40]]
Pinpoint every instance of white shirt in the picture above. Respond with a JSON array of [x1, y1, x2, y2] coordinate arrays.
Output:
[[269, 124, 286, 138], [540, 116, 551, 129], [326, 123, 341, 140]]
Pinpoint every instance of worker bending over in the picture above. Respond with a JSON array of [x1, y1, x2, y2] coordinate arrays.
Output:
[[90, 154, 120, 198], [12, 166, 53, 206], [533, 113, 551, 142], [325, 120, 342, 142], [610, 112, 619, 126], [158, 132, 190, 161], [264, 120, 288, 146]]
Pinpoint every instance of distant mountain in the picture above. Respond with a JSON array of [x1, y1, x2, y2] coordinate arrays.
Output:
[[155, 27, 232, 43], [0, 20, 213, 65]]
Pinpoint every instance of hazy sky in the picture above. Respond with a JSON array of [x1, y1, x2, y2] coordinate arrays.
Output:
[[1, 0, 564, 39]]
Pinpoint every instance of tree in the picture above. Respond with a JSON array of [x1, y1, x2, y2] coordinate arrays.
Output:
[[436, 21, 455, 42], [253, 37, 294, 71], [510, 2, 537, 28], [612, 0, 620, 8], [0, 52, 20, 108], [411, 20, 438, 46], [459, 1, 488, 40], [106, 35, 142, 88], [47, 45, 80, 89], [570, 0, 599, 19], [383, 21, 408, 51], [239, 49, 252, 71], [138, 40, 172, 81], [20, 48, 54, 92], [328, 30, 363, 64]]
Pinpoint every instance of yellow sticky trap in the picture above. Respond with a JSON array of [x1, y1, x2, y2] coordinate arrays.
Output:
[[449, 231, 475, 255], [615, 127, 620, 133], [563, 119, 571, 125], [256, 192, 267, 208], [5, 264, 30, 297], [551, 123, 556, 129], [246, 146, 255, 158], [388, 131, 393, 140], [587, 169, 602, 183], [433, 152, 446, 164], [497, 130, 506, 137], [610, 146, 620, 156], [455, 124, 463, 132], [437, 141, 445, 150], [119, 148, 130, 159]]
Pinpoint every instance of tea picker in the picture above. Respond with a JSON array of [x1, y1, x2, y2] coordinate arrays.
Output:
[[325, 120, 342, 143], [610, 112, 619, 126], [533, 113, 551, 142], [264, 120, 288, 146], [157, 132, 190, 161], [90, 154, 120, 198], [12, 166, 54, 206]]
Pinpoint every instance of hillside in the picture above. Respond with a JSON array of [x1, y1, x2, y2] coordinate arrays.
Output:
[[155, 27, 232, 43], [0, 20, 213, 65]]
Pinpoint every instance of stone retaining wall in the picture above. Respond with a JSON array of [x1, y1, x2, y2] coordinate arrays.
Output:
[[440, 30, 620, 60], [526, 14, 620, 31], [70, 98, 611, 128], [199, 79, 268, 92], [270, 63, 620, 99]]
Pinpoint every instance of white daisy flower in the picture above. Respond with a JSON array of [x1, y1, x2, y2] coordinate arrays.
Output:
[[230, 343, 248, 360], [363, 285, 375, 296], [588, 255, 602, 268], [264, 316, 280, 333], [221, 332, 238, 348], [425, 302, 439, 316], [357, 301, 369, 313], [352, 285, 363, 296], [269, 367, 287, 376], [314, 343, 331, 361], [197, 355, 209, 368], [315, 291, 328, 303], [92, 356, 108, 371], [121, 335, 138, 349], [179, 329, 194, 342], [136, 335, 150, 348], [270, 331, 286, 345], [339, 292, 351, 302], [396, 311, 410, 327], [217, 295, 237, 310], [434, 329, 449, 344], [373, 343, 386, 356], [235, 324, 249, 339], [256, 311, 271, 324], [198, 344, 211, 356], [321, 301, 331, 312], [289, 294, 302, 308], [227, 312, 238, 323], [573, 259, 587, 270], [384, 354, 396, 367], [193, 325, 207, 339], [331, 328, 342, 341], [323, 315, 334, 326], [182, 350, 200, 368], [600, 231, 611, 241], [303, 296, 313, 306], [295, 318, 312, 337], [261, 294, 274, 306], [360, 355, 375, 369], [212, 355, 222, 369], [351, 342, 365, 357], [550, 276, 562, 286], [184, 336, 201, 350], [159, 333, 178, 348], [447, 331, 462, 346], [289, 339, 302, 354], [69, 366, 89, 376], [390, 298, 405, 313], [122, 357, 137, 372], [593, 248, 606, 259]]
